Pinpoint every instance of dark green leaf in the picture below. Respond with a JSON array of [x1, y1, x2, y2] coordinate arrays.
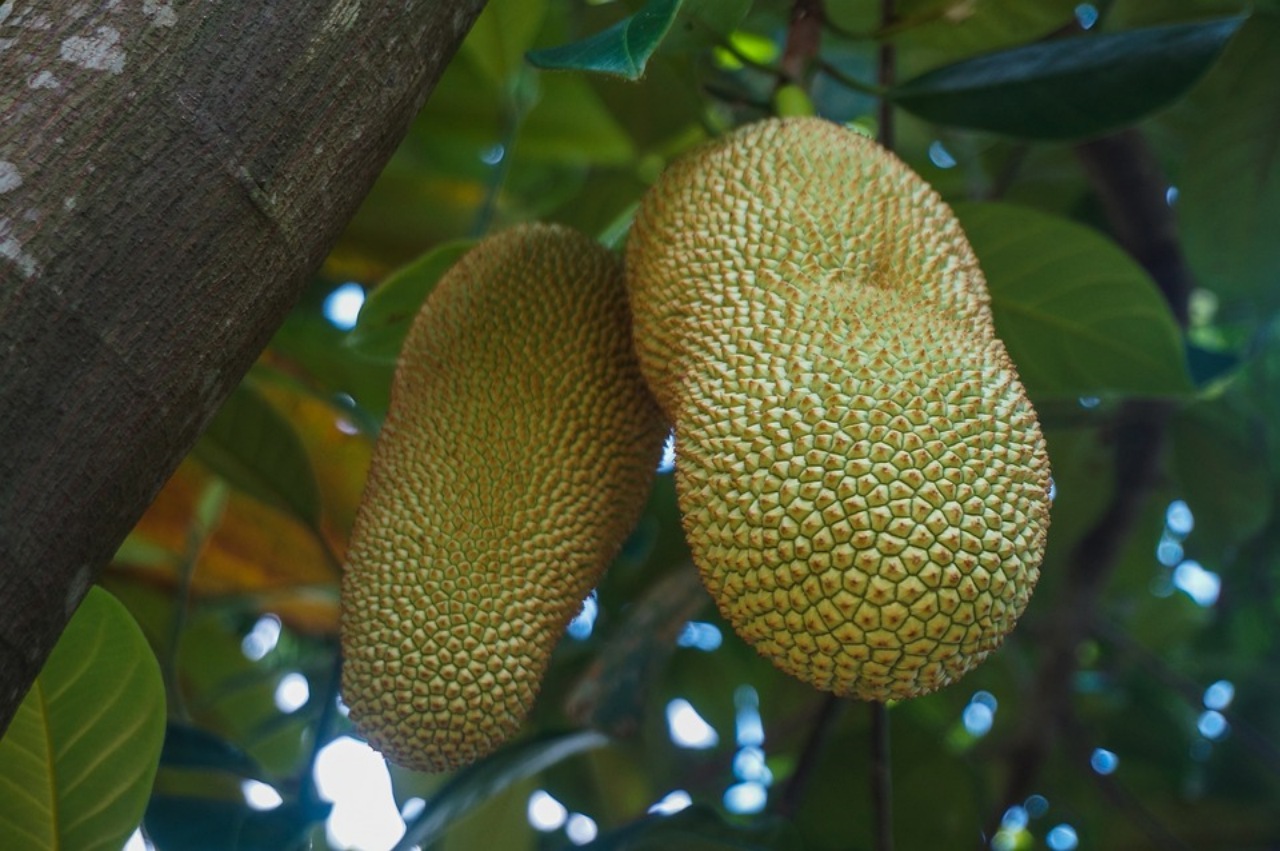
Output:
[[194, 383, 321, 526], [145, 797, 319, 851], [0, 587, 166, 851], [1179, 13, 1280, 305], [160, 724, 267, 780], [1171, 404, 1272, 549], [395, 729, 609, 850], [345, 241, 474, 363], [526, 0, 684, 80], [954, 202, 1192, 398], [582, 806, 801, 851], [891, 15, 1244, 139]]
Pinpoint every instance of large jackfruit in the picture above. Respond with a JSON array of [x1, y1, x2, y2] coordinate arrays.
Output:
[[341, 224, 667, 772], [626, 117, 1051, 701]]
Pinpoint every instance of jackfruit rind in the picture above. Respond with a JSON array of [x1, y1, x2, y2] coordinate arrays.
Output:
[[341, 224, 667, 771], [626, 117, 1051, 700]]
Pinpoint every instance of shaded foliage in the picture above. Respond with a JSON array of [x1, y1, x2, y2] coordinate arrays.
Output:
[[4, 1, 1279, 848]]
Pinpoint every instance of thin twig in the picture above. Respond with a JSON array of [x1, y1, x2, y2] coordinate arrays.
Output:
[[780, 0, 824, 85], [814, 59, 885, 97], [877, 0, 897, 147], [1062, 720, 1193, 851], [1094, 617, 1280, 778], [871, 701, 894, 851], [777, 693, 845, 818]]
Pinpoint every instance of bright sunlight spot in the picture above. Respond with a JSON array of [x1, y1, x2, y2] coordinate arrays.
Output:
[[527, 789, 568, 832], [963, 702, 994, 737], [1047, 823, 1079, 850], [274, 672, 310, 714], [1203, 680, 1235, 710], [1001, 805, 1029, 832], [1197, 710, 1229, 740], [241, 614, 281, 661], [124, 828, 152, 851], [314, 735, 405, 851], [733, 746, 773, 785], [928, 140, 957, 169], [1166, 500, 1195, 536], [1156, 534, 1184, 567], [734, 685, 764, 747], [1174, 560, 1221, 607], [648, 789, 693, 815], [323, 282, 366, 331], [566, 813, 599, 845], [724, 781, 768, 814], [242, 779, 284, 811], [657, 430, 676, 473], [566, 590, 599, 640], [677, 621, 723, 652], [666, 698, 719, 749], [401, 797, 426, 821], [1090, 748, 1119, 775]]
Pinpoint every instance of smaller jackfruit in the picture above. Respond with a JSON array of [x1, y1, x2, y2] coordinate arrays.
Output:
[[626, 117, 1051, 701], [341, 224, 667, 772]]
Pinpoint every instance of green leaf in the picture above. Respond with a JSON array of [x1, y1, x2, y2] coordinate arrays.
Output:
[[0, 586, 166, 851], [526, 0, 684, 80], [395, 729, 609, 850], [345, 241, 475, 363], [891, 15, 1244, 139], [582, 806, 801, 850], [1179, 13, 1280, 306], [519, 73, 637, 165], [462, 0, 550, 88], [954, 202, 1192, 398], [194, 383, 321, 526]]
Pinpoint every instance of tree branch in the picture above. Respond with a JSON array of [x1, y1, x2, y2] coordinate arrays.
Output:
[[987, 129, 1194, 832], [0, 0, 486, 734]]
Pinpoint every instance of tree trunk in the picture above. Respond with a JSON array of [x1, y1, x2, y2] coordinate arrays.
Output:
[[0, 0, 485, 735]]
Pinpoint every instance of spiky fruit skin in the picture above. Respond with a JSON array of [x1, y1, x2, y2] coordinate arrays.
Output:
[[626, 117, 1051, 701], [341, 224, 667, 772]]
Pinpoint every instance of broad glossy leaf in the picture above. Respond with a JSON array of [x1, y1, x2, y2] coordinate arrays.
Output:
[[1179, 13, 1280, 306], [527, 0, 683, 80], [0, 587, 165, 851], [195, 383, 321, 527], [891, 16, 1244, 139], [346, 241, 474, 363], [396, 730, 608, 850], [954, 202, 1192, 398]]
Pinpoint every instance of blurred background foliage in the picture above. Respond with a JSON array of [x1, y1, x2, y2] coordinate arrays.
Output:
[[11, 0, 1279, 848]]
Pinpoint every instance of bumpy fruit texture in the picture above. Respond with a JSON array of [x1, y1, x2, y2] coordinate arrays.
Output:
[[626, 117, 1051, 701], [341, 224, 667, 772]]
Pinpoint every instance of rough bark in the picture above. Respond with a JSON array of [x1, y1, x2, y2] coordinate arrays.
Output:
[[0, 0, 485, 735]]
